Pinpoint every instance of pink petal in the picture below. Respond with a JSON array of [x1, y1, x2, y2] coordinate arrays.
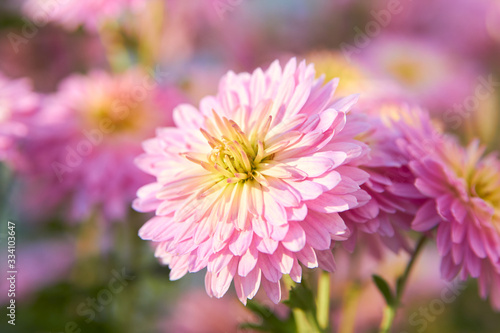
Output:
[[259, 254, 282, 283], [228, 229, 253, 256], [282, 222, 306, 252], [262, 278, 282, 304], [316, 249, 336, 272], [296, 245, 318, 268], [238, 246, 259, 277], [412, 200, 442, 231]]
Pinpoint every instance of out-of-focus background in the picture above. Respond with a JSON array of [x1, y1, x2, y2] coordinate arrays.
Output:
[[0, 0, 499, 332]]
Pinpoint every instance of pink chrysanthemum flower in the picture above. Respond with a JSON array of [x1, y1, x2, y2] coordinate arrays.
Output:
[[396, 108, 500, 310], [134, 58, 371, 303], [0, 73, 38, 164], [23, 0, 145, 31], [339, 106, 428, 258], [19, 69, 185, 222]]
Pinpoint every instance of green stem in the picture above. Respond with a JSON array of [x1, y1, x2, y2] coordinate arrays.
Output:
[[316, 271, 330, 331], [379, 306, 396, 333], [283, 275, 323, 333], [98, 21, 133, 73], [379, 235, 428, 333], [338, 282, 362, 333], [293, 308, 321, 333]]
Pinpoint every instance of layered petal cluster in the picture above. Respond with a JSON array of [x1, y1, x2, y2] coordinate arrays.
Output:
[[134, 58, 371, 303], [23, 0, 145, 31], [340, 105, 428, 258], [0, 73, 39, 164], [19, 69, 185, 222], [397, 109, 500, 310]]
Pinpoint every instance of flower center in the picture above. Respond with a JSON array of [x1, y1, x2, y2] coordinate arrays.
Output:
[[184, 110, 277, 184], [458, 144, 500, 231], [90, 106, 144, 133], [472, 162, 500, 222], [83, 92, 149, 136]]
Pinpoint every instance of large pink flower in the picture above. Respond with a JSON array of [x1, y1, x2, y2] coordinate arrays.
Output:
[[134, 58, 371, 303], [0, 73, 38, 164], [396, 109, 500, 310], [18, 69, 186, 223]]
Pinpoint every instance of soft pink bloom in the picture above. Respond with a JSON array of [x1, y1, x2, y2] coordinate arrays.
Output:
[[340, 106, 428, 258], [355, 35, 476, 114], [374, 0, 497, 59], [161, 289, 258, 333], [134, 58, 371, 303], [22, 0, 145, 31], [396, 109, 500, 310], [0, 73, 38, 164], [18, 69, 186, 223]]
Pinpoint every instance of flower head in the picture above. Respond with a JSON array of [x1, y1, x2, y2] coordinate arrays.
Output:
[[18, 69, 185, 222], [397, 109, 500, 310], [339, 105, 428, 258], [134, 58, 371, 303], [355, 35, 475, 113]]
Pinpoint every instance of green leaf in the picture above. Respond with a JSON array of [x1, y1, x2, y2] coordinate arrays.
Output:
[[396, 276, 404, 299], [283, 283, 316, 314], [372, 274, 395, 307], [239, 323, 274, 332], [245, 300, 275, 319], [243, 300, 296, 333]]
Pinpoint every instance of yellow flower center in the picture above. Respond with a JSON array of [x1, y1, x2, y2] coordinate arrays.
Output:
[[184, 108, 286, 185], [449, 142, 500, 231], [471, 160, 500, 224], [84, 94, 148, 136], [388, 59, 423, 87]]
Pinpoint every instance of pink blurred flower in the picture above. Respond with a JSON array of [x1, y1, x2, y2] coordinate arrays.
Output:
[[396, 109, 500, 310], [340, 105, 428, 258], [17, 69, 187, 223], [355, 35, 476, 113], [22, 0, 145, 31], [375, 0, 497, 59], [134, 58, 371, 303], [161, 289, 258, 333], [0, 73, 39, 164]]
